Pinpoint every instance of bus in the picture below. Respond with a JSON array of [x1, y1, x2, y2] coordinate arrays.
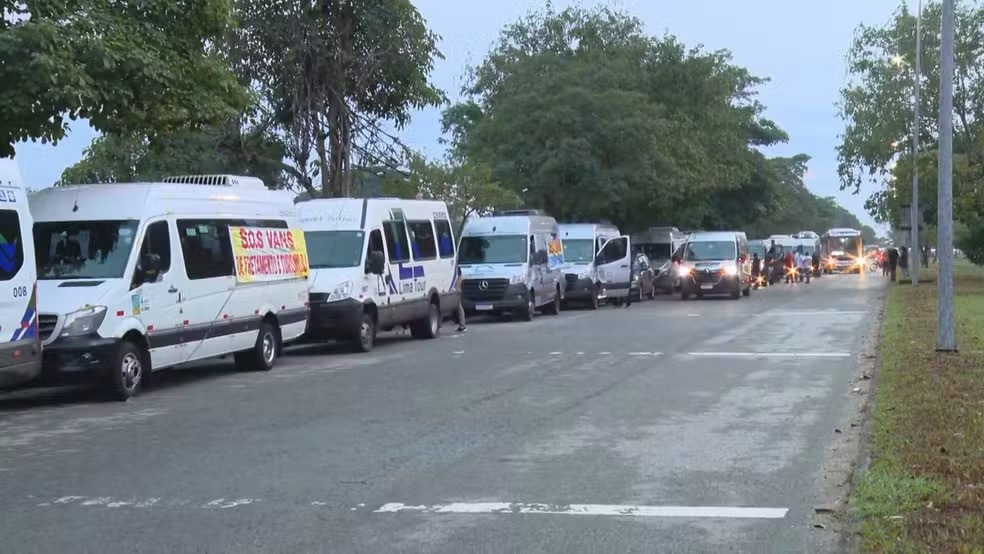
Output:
[[821, 228, 864, 273]]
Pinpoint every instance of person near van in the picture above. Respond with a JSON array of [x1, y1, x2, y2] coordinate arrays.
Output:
[[751, 252, 762, 288], [455, 266, 467, 333], [899, 246, 909, 280], [784, 249, 795, 284], [811, 249, 821, 276], [887, 247, 899, 281], [797, 249, 812, 284]]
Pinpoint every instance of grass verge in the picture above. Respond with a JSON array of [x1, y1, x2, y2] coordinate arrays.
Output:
[[855, 261, 984, 553]]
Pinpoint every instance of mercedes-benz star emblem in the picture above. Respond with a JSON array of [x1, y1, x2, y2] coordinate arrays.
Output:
[[479, 281, 489, 290]]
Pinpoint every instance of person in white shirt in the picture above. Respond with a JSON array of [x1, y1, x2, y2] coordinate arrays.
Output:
[[797, 248, 812, 283]]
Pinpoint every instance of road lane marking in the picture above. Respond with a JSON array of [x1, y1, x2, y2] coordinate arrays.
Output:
[[687, 352, 851, 358], [761, 310, 868, 316], [373, 502, 788, 519]]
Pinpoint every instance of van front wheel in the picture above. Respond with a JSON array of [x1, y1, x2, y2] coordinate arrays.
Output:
[[520, 292, 535, 322], [107, 340, 146, 401], [544, 287, 561, 315], [236, 321, 279, 371], [411, 301, 440, 339]]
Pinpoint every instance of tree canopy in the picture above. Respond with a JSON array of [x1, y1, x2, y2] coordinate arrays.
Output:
[[0, 0, 250, 158], [838, 1, 984, 262], [443, 5, 870, 238]]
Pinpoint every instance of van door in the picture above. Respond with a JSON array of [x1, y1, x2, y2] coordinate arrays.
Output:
[[130, 219, 183, 369], [597, 236, 632, 298], [0, 198, 41, 387]]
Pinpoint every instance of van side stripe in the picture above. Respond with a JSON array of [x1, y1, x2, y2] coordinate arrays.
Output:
[[11, 286, 38, 342], [146, 309, 308, 350]]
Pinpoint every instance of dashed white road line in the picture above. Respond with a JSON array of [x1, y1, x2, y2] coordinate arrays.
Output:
[[687, 351, 851, 358], [761, 310, 868, 316], [373, 502, 788, 519]]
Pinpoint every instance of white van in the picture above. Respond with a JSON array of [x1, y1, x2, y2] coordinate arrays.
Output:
[[297, 198, 457, 352], [0, 177, 42, 389], [678, 231, 752, 300], [458, 210, 565, 320], [558, 223, 629, 309], [30, 175, 310, 400]]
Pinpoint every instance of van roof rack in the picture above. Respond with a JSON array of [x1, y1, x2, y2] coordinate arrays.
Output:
[[162, 174, 268, 189]]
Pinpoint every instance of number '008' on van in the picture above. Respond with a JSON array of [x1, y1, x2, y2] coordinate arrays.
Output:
[[29, 175, 310, 400], [0, 177, 41, 389], [297, 198, 458, 352]]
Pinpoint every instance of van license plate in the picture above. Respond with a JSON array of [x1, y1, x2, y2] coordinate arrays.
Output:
[[475, 304, 494, 311], [700, 284, 714, 290]]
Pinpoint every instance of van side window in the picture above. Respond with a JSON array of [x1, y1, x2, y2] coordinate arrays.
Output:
[[177, 220, 234, 280], [435, 220, 455, 259], [366, 229, 385, 262], [0, 209, 24, 281], [134, 221, 171, 285], [407, 221, 437, 260], [382, 220, 410, 263]]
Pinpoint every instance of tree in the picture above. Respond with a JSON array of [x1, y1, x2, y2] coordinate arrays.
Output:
[[442, 5, 788, 232], [838, 1, 984, 261], [0, 0, 250, 158], [383, 157, 520, 231], [236, 0, 445, 197]]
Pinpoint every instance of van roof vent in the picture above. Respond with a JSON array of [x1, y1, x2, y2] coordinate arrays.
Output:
[[495, 209, 546, 216], [162, 174, 268, 189]]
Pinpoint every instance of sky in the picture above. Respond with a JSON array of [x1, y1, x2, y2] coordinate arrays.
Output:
[[3, 0, 910, 230]]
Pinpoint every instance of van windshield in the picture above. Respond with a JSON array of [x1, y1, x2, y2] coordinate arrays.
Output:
[[459, 235, 527, 264], [34, 220, 139, 280], [562, 239, 594, 262], [305, 230, 365, 268], [684, 240, 737, 262]]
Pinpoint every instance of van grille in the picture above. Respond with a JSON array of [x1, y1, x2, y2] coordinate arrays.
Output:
[[462, 278, 509, 301], [565, 274, 579, 288], [38, 314, 58, 341]]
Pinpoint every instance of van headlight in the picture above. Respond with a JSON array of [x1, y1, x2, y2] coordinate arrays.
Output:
[[721, 262, 738, 276], [509, 274, 525, 284], [327, 281, 353, 302], [60, 306, 107, 337], [678, 265, 692, 278]]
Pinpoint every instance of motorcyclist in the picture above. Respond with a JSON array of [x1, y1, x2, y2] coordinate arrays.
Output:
[[751, 253, 762, 288]]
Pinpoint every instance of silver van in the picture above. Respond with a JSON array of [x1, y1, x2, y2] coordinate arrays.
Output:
[[678, 231, 752, 300]]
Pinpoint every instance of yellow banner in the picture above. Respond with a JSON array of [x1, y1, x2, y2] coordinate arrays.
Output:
[[229, 226, 309, 283]]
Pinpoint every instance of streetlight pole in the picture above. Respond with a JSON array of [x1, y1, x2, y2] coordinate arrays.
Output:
[[910, 0, 921, 286], [937, 0, 956, 351]]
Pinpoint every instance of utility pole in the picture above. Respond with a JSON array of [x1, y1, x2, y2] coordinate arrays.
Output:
[[910, 0, 921, 286], [937, 0, 957, 351]]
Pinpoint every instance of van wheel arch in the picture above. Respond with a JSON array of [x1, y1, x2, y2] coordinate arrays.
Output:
[[122, 329, 152, 373], [411, 293, 441, 339]]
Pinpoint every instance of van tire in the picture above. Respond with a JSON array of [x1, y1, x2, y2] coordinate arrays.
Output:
[[590, 285, 600, 310], [236, 321, 279, 371], [106, 340, 146, 401], [520, 291, 535, 322], [354, 313, 376, 352], [680, 291, 690, 300], [411, 301, 440, 339], [742, 286, 751, 297], [544, 287, 561, 315]]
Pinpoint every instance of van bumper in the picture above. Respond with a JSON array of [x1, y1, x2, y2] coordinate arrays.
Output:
[[681, 275, 742, 296], [42, 336, 119, 375], [307, 298, 363, 339], [563, 276, 596, 301], [462, 284, 530, 313]]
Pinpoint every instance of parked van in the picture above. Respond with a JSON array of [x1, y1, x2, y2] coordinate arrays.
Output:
[[0, 176, 41, 389], [30, 175, 310, 400], [632, 226, 688, 293], [297, 198, 457, 352], [558, 223, 620, 309], [678, 231, 751, 300], [458, 210, 565, 320]]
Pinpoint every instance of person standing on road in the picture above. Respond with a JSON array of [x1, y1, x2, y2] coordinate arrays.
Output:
[[811, 249, 821, 277], [798, 249, 812, 284], [887, 247, 899, 282], [784, 249, 796, 284], [454, 266, 467, 333], [751, 252, 762, 288], [899, 246, 909, 281]]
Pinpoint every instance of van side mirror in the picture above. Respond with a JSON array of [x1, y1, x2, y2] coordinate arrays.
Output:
[[366, 251, 385, 275]]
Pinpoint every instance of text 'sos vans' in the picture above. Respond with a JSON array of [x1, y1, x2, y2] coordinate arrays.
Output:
[[30, 175, 310, 400], [297, 198, 458, 352], [0, 178, 41, 389], [458, 210, 565, 321]]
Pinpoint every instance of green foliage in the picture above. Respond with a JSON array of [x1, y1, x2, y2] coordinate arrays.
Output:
[[445, 5, 867, 238], [58, 125, 286, 188], [383, 157, 520, 229], [236, 0, 444, 196], [839, 1, 984, 261], [0, 0, 250, 157]]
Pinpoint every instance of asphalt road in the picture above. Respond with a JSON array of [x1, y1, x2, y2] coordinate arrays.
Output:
[[0, 273, 886, 554]]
